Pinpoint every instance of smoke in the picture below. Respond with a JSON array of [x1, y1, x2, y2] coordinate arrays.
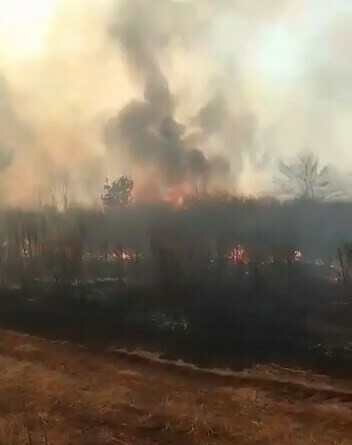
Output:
[[0, 75, 31, 169], [310, 13, 352, 110], [104, 0, 232, 199], [0, 0, 350, 206]]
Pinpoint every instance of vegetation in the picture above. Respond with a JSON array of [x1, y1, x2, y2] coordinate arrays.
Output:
[[101, 175, 134, 211], [0, 189, 351, 444], [0, 330, 350, 445], [0, 196, 351, 370], [278, 153, 334, 199]]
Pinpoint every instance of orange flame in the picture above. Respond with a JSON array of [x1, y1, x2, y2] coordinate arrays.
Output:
[[228, 245, 247, 264]]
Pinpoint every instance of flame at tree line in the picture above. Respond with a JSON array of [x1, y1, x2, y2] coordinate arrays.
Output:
[[101, 174, 188, 210], [0, 168, 350, 290], [100, 173, 240, 211]]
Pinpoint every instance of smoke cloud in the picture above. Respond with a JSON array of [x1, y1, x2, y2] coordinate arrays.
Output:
[[0, 75, 32, 166], [104, 0, 233, 199], [0, 0, 350, 206]]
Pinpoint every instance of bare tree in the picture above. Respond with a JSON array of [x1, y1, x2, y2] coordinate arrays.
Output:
[[50, 181, 58, 210], [338, 244, 352, 282], [62, 174, 70, 213], [278, 152, 331, 200]]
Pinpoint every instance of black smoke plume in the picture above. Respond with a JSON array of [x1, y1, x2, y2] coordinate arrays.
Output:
[[105, 0, 230, 196]]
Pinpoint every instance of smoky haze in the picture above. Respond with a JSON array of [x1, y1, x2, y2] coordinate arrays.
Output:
[[0, 0, 350, 206]]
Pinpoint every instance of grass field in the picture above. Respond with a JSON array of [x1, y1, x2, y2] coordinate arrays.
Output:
[[0, 330, 351, 444]]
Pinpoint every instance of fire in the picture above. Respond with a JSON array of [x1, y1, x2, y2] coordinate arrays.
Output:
[[169, 186, 185, 208], [228, 245, 247, 264], [132, 171, 186, 208], [128, 167, 198, 208], [114, 247, 136, 262], [294, 250, 303, 262], [121, 251, 132, 261]]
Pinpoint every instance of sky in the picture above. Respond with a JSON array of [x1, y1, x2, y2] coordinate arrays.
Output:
[[0, 0, 350, 205]]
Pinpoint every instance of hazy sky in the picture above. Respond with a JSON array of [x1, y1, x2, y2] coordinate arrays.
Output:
[[0, 0, 350, 204]]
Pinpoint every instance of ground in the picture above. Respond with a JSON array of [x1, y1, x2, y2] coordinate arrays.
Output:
[[0, 330, 351, 444]]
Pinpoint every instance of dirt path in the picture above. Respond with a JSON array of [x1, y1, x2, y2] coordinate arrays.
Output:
[[0, 329, 351, 444]]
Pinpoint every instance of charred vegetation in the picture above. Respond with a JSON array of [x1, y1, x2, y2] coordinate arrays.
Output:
[[0, 196, 351, 374]]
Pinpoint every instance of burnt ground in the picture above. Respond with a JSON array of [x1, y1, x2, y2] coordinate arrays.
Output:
[[0, 286, 352, 377], [0, 329, 352, 445]]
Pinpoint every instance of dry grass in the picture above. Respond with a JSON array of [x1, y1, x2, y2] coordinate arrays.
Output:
[[0, 330, 351, 444]]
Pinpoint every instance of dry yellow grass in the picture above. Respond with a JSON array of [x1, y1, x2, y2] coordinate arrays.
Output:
[[0, 330, 351, 444]]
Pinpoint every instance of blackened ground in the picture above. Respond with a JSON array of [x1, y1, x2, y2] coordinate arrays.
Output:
[[0, 281, 351, 377]]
